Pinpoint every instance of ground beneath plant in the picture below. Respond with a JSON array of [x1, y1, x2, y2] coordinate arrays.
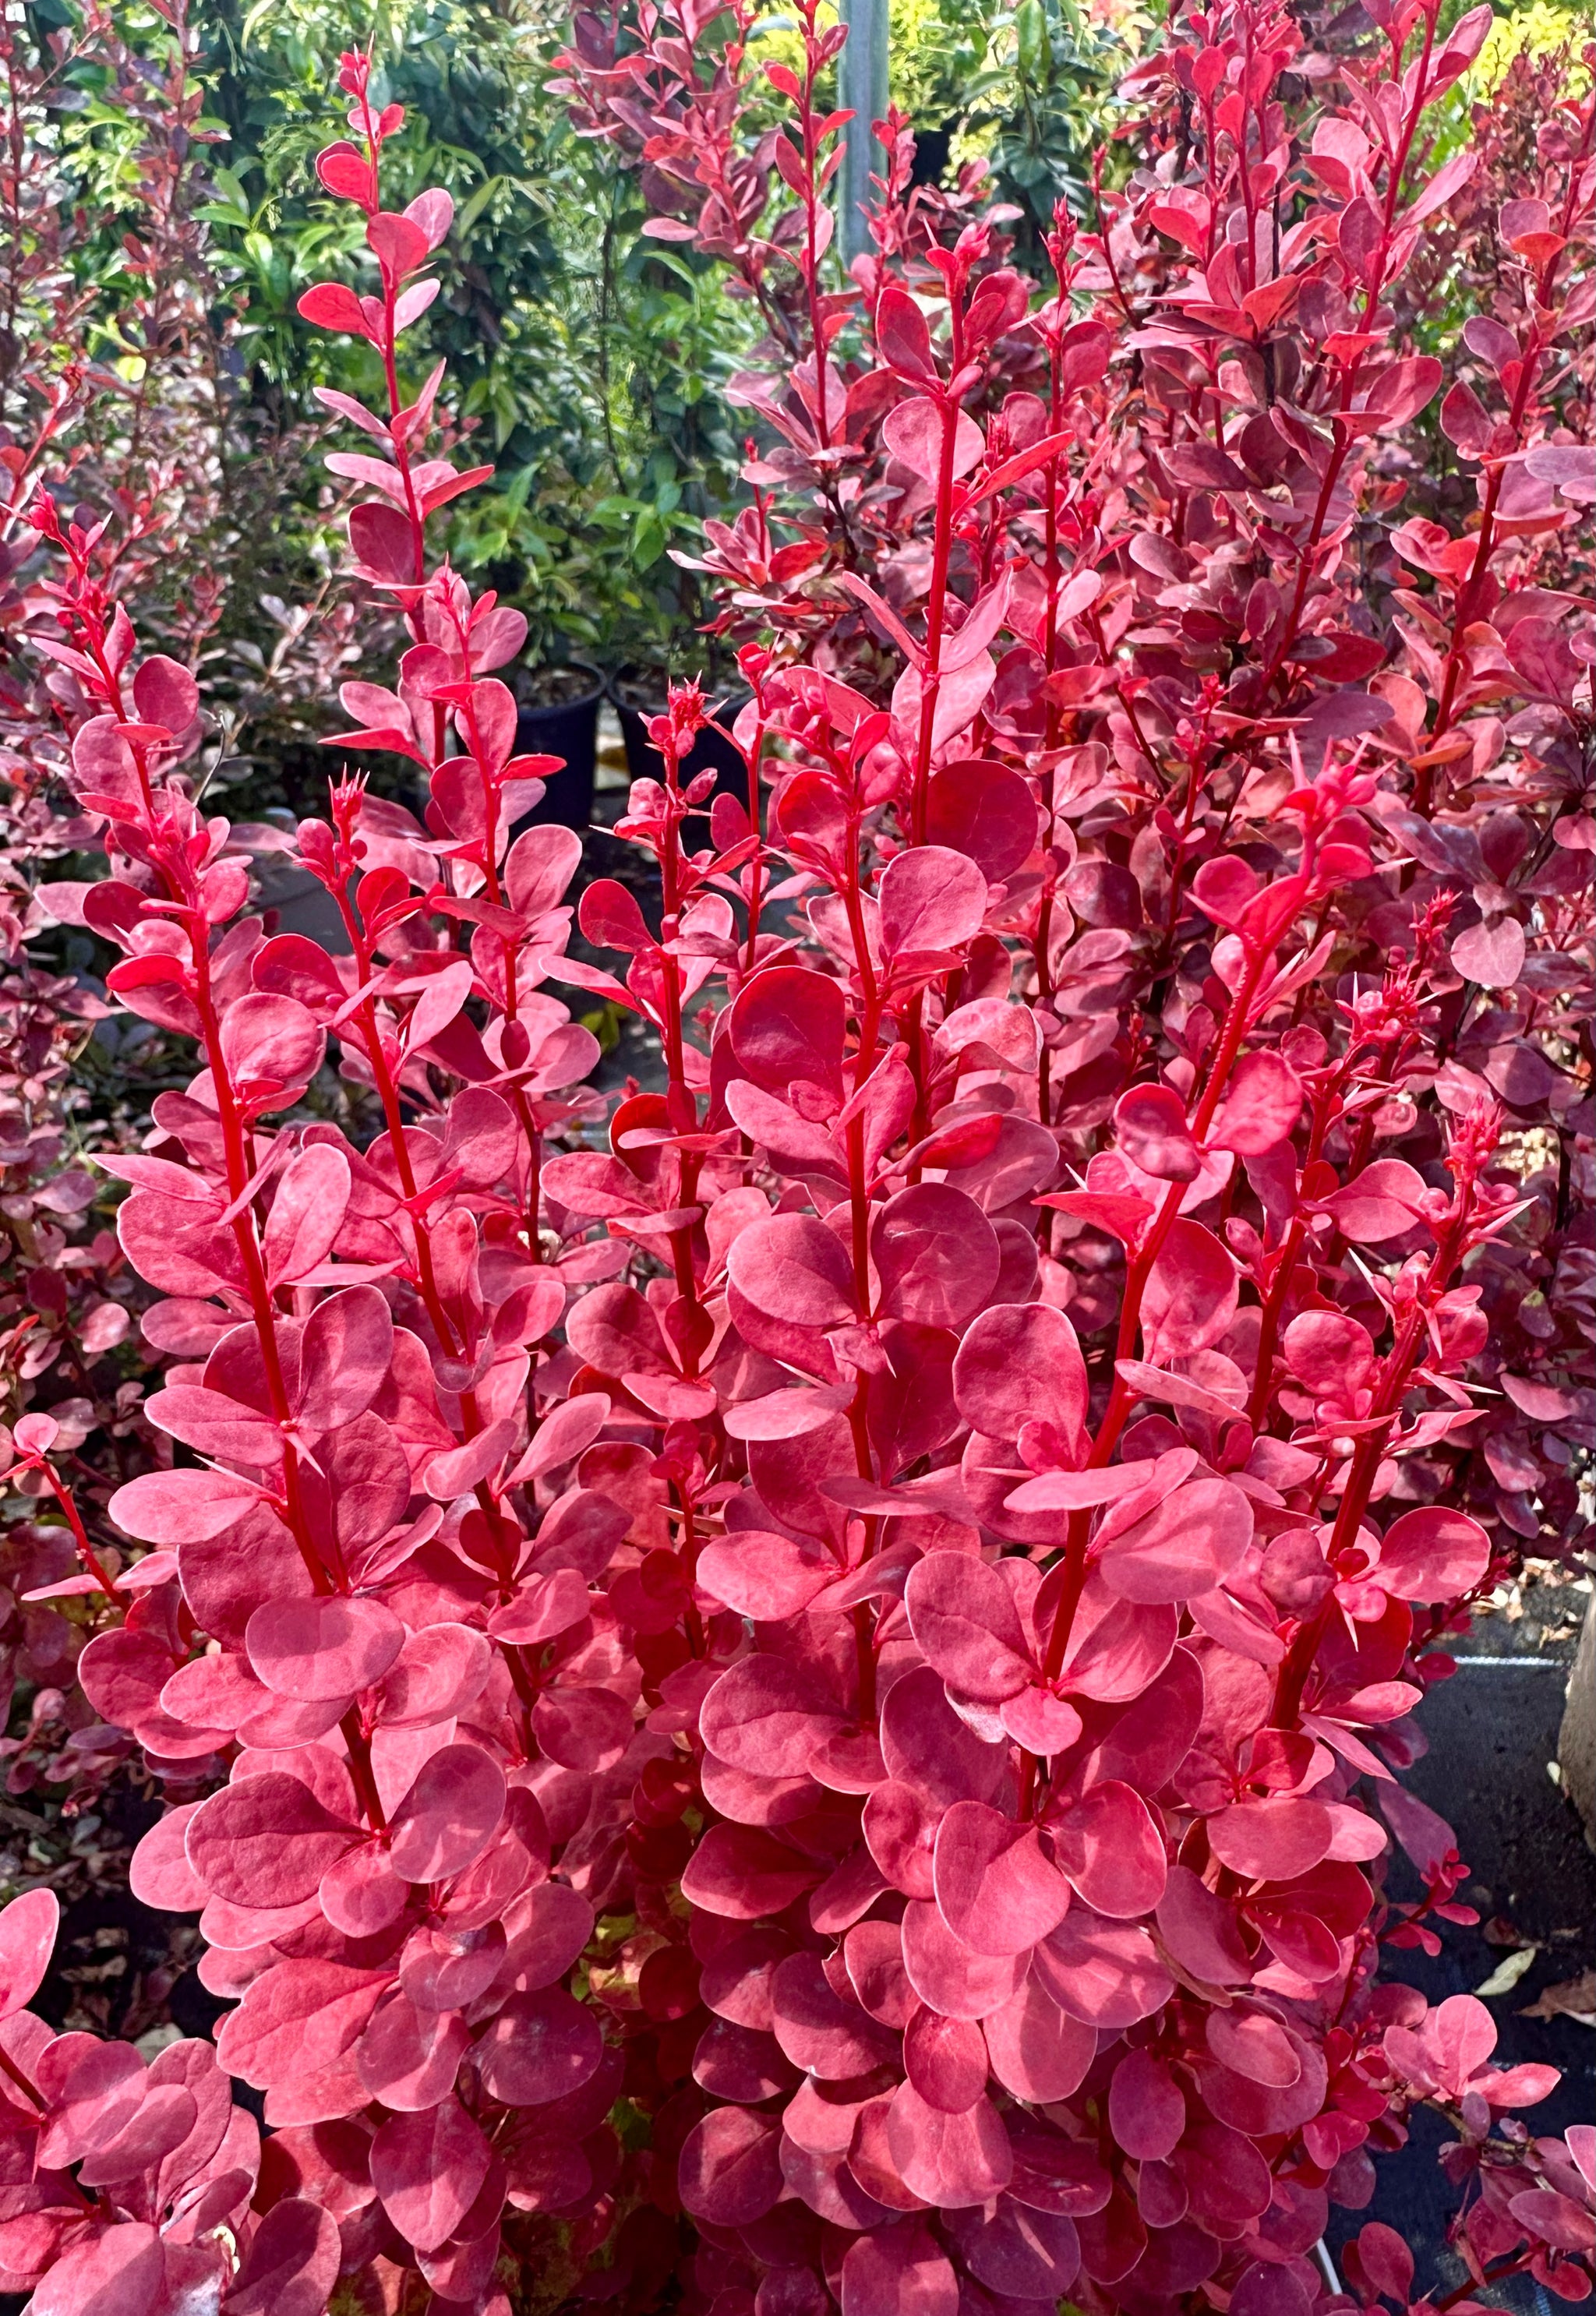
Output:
[[1333, 1568, 1595, 2310]]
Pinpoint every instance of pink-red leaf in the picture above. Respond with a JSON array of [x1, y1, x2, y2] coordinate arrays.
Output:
[[476, 1986, 604, 2106], [1033, 1904, 1174, 2028], [1115, 1084, 1200, 1181], [1096, 1475, 1252, 1603], [1141, 1221, 1238, 1360], [885, 2081, 1013, 2208], [245, 1595, 405, 1700], [934, 1802, 1072, 1956], [185, 1773, 357, 1908], [983, 1975, 1096, 2102], [0, 1888, 58, 2021], [678, 2107, 784, 2225], [701, 1655, 852, 1780], [903, 1551, 1033, 1703], [878, 846, 988, 957], [726, 1211, 856, 1328], [871, 1182, 1000, 1328], [952, 1299, 1088, 1452], [1206, 1052, 1303, 1156], [388, 1744, 507, 1883], [370, 2097, 493, 2251], [1050, 1781, 1168, 1918], [841, 2221, 959, 2316], [1375, 1506, 1492, 1602], [223, 2197, 341, 2316]]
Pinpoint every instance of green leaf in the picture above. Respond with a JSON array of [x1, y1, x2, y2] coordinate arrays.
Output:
[[455, 173, 507, 238]]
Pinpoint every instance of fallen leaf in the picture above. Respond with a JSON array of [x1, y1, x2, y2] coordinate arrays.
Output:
[[1474, 1945, 1539, 1998], [1481, 1914, 1530, 1948], [1519, 1969, 1596, 2026]]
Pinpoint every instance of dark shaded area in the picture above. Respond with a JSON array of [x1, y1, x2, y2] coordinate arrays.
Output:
[[515, 684, 602, 831], [1329, 1657, 1594, 2310], [910, 122, 954, 187]]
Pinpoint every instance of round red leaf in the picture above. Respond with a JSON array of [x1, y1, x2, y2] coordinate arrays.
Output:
[[726, 1212, 857, 1329], [840, 2220, 959, 2316], [321, 1840, 411, 1937], [245, 1594, 404, 1701], [476, 1986, 604, 2106], [678, 2107, 784, 2226], [903, 2004, 987, 2113], [950, 2194, 1082, 2298], [1206, 1052, 1303, 1156], [879, 1663, 1008, 1807], [680, 1823, 821, 1920], [1374, 1506, 1492, 1602], [1114, 1083, 1201, 1181], [843, 1920, 917, 2029], [1096, 1475, 1253, 1604], [870, 1183, 1001, 1329], [388, 1744, 507, 1884], [699, 1928, 792, 2031], [982, 1972, 1096, 2103], [531, 1685, 632, 1772], [1050, 1781, 1168, 1919], [372, 1622, 493, 1729], [1141, 1220, 1238, 1361], [34, 2034, 147, 2167], [1108, 2048, 1187, 2160], [370, 2096, 493, 2252], [0, 1888, 58, 2021], [1033, 1903, 1174, 2028], [76, 2081, 198, 2187], [129, 1806, 207, 1913], [185, 1772, 357, 1909], [885, 2081, 1013, 2208], [934, 1801, 1072, 1955], [1206, 2007, 1304, 2087], [1208, 1799, 1334, 1884], [399, 1922, 507, 2014], [951, 1300, 1088, 1453], [903, 1551, 1033, 1704], [224, 2196, 342, 2316], [701, 1655, 852, 1780], [499, 1882, 595, 1992], [26, 2221, 165, 2316], [863, 1781, 941, 1901], [769, 1952, 899, 2081], [900, 1899, 1028, 2021], [356, 1990, 470, 2113]]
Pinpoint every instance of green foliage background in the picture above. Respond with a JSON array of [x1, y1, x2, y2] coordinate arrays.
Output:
[[187, 0, 1146, 673], [196, 0, 750, 671], [19, 0, 1582, 684]]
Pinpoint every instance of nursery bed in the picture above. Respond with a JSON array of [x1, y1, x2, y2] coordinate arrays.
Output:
[[1336, 1640, 1596, 2308]]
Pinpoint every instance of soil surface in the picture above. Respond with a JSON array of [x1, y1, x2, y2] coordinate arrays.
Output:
[[1328, 1576, 1595, 2311]]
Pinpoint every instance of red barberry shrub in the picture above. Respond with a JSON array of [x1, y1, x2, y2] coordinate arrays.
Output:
[[0, 0, 236, 1867], [0, 7, 1591, 2316]]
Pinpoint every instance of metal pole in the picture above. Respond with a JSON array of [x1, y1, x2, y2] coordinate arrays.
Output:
[[838, 0, 888, 269]]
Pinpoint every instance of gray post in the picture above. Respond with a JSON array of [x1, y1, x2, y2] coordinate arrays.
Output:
[[1560, 1593, 1596, 1852], [838, 0, 889, 269]]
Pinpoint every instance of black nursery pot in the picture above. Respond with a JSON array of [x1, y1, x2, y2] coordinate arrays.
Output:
[[512, 669, 602, 830], [614, 682, 751, 807]]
